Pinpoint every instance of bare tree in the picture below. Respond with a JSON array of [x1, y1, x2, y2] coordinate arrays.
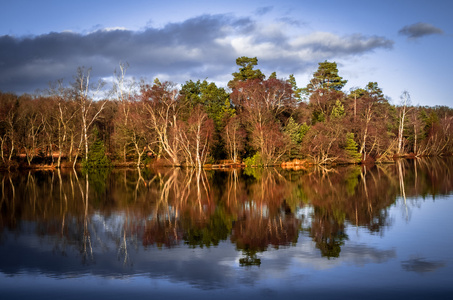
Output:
[[71, 67, 107, 168], [0, 93, 18, 162], [182, 106, 214, 167], [141, 80, 183, 166], [112, 62, 138, 162], [397, 91, 411, 155], [48, 80, 78, 167], [19, 98, 45, 165], [223, 115, 245, 163], [231, 78, 294, 164]]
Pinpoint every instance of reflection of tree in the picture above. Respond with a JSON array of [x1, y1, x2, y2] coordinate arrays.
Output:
[[239, 247, 261, 267], [0, 173, 16, 230], [230, 170, 301, 265], [57, 169, 68, 241], [1, 158, 453, 266], [183, 209, 232, 248], [309, 209, 348, 258], [26, 171, 37, 214], [231, 213, 300, 251], [396, 159, 410, 221], [83, 167, 110, 205], [74, 170, 94, 264], [140, 167, 218, 248]]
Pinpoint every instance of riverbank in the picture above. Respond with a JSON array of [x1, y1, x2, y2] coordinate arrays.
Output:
[[1, 153, 451, 171]]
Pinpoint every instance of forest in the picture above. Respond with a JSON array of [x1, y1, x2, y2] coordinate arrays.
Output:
[[0, 56, 452, 169]]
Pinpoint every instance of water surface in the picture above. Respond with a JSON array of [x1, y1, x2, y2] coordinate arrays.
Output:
[[1, 158, 452, 299]]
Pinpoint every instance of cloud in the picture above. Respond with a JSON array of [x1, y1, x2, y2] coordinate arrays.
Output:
[[277, 17, 306, 27], [401, 257, 446, 273], [398, 22, 444, 39], [255, 6, 274, 16], [0, 14, 394, 94]]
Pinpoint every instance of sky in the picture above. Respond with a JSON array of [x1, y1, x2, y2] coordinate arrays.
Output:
[[0, 0, 451, 107]]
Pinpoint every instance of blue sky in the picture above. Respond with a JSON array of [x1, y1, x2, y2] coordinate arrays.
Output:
[[0, 0, 451, 107]]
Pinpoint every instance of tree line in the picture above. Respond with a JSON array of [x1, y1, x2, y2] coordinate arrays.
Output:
[[0, 57, 452, 168]]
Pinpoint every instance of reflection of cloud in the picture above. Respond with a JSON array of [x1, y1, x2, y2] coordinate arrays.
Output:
[[296, 244, 396, 270], [263, 237, 396, 271], [398, 22, 444, 39], [0, 218, 397, 291], [340, 244, 396, 267], [401, 257, 446, 273], [0, 217, 240, 289]]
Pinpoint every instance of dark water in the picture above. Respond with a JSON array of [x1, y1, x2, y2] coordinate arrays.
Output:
[[1, 158, 453, 299]]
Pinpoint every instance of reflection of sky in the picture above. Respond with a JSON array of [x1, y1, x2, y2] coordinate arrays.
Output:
[[1, 196, 453, 299]]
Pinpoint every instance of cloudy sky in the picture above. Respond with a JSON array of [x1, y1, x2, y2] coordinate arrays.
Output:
[[0, 0, 451, 107]]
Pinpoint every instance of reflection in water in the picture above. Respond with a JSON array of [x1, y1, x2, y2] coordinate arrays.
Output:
[[0, 158, 452, 273], [401, 257, 446, 273]]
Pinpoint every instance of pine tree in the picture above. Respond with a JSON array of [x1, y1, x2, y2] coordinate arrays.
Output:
[[82, 128, 111, 169], [331, 100, 345, 119], [306, 61, 347, 93], [345, 132, 361, 163]]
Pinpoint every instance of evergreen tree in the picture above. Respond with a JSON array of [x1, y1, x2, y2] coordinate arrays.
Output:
[[180, 79, 232, 131], [306, 61, 347, 93], [331, 100, 345, 119], [345, 132, 361, 162], [82, 128, 111, 169], [228, 56, 265, 88], [288, 74, 305, 102], [284, 117, 302, 144]]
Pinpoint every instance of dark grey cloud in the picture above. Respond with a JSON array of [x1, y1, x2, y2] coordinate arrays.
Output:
[[0, 14, 394, 94], [398, 22, 444, 39], [401, 257, 446, 273]]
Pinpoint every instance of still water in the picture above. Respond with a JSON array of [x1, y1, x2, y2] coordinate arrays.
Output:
[[1, 158, 452, 299]]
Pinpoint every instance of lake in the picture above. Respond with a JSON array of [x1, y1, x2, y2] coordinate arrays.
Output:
[[1, 158, 452, 299]]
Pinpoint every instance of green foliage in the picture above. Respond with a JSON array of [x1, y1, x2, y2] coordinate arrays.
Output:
[[287, 184, 310, 211], [239, 249, 261, 267], [84, 169, 110, 203], [82, 130, 111, 170], [284, 117, 302, 144], [243, 152, 263, 167], [316, 231, 348, 259], [181, 79, 232, 130], [183, 209, 233, 248], [306, 61, 347, 93], [269, 71, 277, 79], [345, 132, 361, 162], [349, 88, 366, 99], [288, 74, 305, 102], [228, 56, 265, 88], [243, 166, 263, 180], [344, 166, 361, 196], [312, 110, 325, 124], [284, 117, 307, 160], [366, 82, 384, 99], [422, 110, 440, 137], [299, 123, 310, 141], [153, 77, 162, 86], [330, 100, 345, 119]]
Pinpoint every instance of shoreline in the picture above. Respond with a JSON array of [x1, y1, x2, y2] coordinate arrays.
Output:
[[1, 154, 451, 171]]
